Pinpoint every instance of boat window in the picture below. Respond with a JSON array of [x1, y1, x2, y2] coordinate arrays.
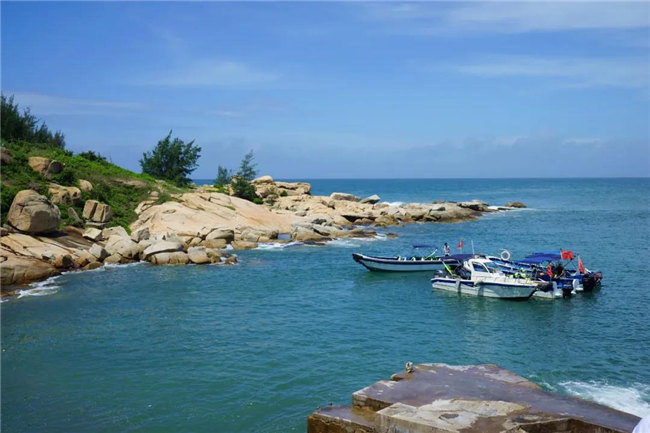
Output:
[[484, 262, 499, 273], [472, 263, 489, 273]]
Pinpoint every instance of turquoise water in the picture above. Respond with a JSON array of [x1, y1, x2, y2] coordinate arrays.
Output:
[[2, 178, 649, 432]]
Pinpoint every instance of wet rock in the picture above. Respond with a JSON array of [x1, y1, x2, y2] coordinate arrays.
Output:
[[458, 200, 489, 212], [104, 253, 122, 264], [224, 256, 238, 265], [7, 190, 61, 234], [505, 202, 527, 208], [0, 255, 58, 285]]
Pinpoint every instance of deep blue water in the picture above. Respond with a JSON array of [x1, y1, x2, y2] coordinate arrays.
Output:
[[2, 178, 649, 432]]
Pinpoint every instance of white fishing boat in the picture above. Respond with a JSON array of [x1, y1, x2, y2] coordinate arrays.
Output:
[[431, 257, 548, 300]]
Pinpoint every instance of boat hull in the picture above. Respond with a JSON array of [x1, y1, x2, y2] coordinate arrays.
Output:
[[431, 277, 537, 300], [352, 253, 449, 272]]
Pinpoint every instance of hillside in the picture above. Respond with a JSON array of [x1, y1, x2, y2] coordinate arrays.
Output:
[[1, 140, 183, 230]]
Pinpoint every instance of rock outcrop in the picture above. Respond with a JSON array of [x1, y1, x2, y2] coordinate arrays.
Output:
[[308, 363, 640, 433], [6, 190, 61, 234], [82, 200, 113, 223], [48, 183, 82, 205]]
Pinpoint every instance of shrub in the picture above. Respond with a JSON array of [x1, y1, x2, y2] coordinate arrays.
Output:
[[140, 131, 201, 186], [1, 94, 66, 148]]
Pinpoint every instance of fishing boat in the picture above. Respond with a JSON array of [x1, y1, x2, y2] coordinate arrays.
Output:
[[516, 250, 602, 292], [352, 248, 467, 272], [431, 257, 549, 300]]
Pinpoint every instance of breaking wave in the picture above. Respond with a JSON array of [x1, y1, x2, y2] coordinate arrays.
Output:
[[559, 381, 650, 418], [17, 276, 62, 299]]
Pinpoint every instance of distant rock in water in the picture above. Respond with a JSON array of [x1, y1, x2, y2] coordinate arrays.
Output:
[[505, 201, 527, 208]]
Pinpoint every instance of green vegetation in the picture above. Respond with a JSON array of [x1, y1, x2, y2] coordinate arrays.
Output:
[[1, 96, 184, 229], [1, 95, 66, 149], [140, 131, 201, 186], [215, 150, 260, 203]]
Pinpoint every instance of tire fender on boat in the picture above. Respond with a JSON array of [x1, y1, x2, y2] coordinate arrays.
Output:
[[500, 249, 511, 261]]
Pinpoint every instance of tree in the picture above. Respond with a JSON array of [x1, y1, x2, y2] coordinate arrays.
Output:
[[230, 150, 259, 202], [237, 150, 257, 181], [1, 94, 66, 148], [139, 131, 201, 186], [214, 165, 232, 186]]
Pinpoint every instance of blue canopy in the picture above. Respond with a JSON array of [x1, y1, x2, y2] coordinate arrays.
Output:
[[517, 255, 558, 265]]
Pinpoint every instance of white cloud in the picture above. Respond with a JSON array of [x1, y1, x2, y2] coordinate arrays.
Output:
[[362, 2, 649, 34], [446, 2, 649, 33], [456, 55, 649, 89], [8, 92, 147, 116], [148, 60, 279, 88]]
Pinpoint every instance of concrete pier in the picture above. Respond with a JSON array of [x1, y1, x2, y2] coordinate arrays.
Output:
[[308, 363, 640, 433]]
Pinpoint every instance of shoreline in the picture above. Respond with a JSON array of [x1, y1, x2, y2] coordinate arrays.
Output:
[[0, 176, 525, 294]]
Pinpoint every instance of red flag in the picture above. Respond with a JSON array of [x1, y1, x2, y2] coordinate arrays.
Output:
[[561, 250, 574, 260], [547, 264, 553, 277], [578, 256, 585, 274], [458, 238, 463, 250]]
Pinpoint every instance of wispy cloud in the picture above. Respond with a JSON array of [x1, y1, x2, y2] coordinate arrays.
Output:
[[147, 60, 279, 88], [362, 2, 649, 35], [7, 92, 147, 116], [455, 55, 649, 89]]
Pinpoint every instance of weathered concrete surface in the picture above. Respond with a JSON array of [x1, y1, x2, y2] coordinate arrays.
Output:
[[308, 363, 640, 433]]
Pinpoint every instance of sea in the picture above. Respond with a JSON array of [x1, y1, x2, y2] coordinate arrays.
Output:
[[2, 178, 649, 432]]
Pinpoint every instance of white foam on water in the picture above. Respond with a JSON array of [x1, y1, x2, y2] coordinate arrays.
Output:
[[257, 241, 303, 250], [559, 381, 650, 417], [102, 261, 144, 269], [383, 201, 404, 207], [17, 276, 62, 299], [225, 244, 234, 250]]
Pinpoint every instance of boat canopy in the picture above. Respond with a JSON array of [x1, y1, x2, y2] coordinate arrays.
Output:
[[518, 250, 575, 264]]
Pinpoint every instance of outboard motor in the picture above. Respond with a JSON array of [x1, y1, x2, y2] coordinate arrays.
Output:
[[582, 273, 597, 292]]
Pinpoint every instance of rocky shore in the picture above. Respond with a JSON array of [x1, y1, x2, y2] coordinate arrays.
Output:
[[1, 175, 523, 292]]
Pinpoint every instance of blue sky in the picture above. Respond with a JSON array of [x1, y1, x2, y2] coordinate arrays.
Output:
[[2, 1, 649, 178]]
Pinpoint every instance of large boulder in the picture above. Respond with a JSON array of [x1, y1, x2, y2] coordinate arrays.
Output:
[[1, 147, 13, 165], [0, 254, 58, 285], [83, 227, 103, 241], [48, 184, 82, 205], [78, 179, 93, 192], [89, 244, 110, 261], [203, 238, 227, 249], [104, 235, 139, 259], [142, 240, 183, 260], [458, 200, 489, 212], [130, 227, 150, 242], [149, 251, 189, 265], [7, 190, 61, 234], [27, 156, 51, 174], [361, 194, 381, 204], [82, 200, 113, 223], [205, 228, 235, 243], [187, 246, 210, 264], [230, 241, 258, 250], [330, 192, 360, 202], [252, 175, 274, 184], [102, 226, 129, 239]]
